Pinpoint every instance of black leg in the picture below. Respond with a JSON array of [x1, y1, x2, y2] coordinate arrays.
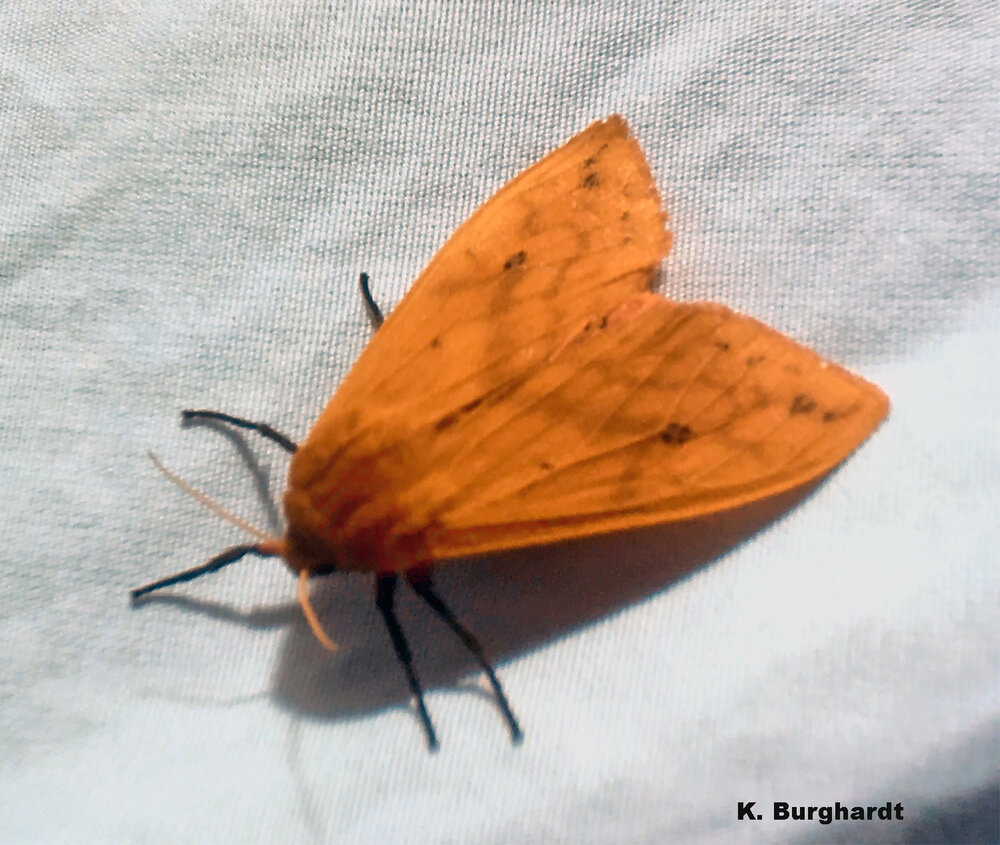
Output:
[[131, 543, 266, 600], [407, 571, 523, 745], [181, 409, 298, 454], [375, 574, 439, 751], [358, 273, 384, 330]]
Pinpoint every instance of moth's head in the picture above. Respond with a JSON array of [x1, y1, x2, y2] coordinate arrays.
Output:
[[281, 487, 344, 577], [138, 452, 342, 650], [279, 524, 339, 578]]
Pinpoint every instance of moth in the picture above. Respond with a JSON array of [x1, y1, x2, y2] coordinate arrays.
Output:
[[133, 115, 889, 750]]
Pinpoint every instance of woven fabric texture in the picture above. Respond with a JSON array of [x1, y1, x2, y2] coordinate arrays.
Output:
[[1, 2, 997, 842]]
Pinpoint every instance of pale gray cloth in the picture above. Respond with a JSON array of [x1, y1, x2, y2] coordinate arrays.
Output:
[[1, 2, 997, 843]]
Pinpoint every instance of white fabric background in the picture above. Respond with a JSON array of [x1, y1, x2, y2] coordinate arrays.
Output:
[[1, 2, 997, 843]]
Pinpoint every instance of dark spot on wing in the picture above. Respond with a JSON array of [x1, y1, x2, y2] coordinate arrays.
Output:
[[586, 142, 608, 166], [620, 211, 631, 222], [746, 354, 765, 366], [790, 394, 817, 415], [823, 404, 859, 423], [575, 313, 613, 340], [521, 209, 540, 235], [659, 422, 693, 445], [434, 412, 459, 432], [433, 384, 521, 433], [715, 341, 730, 351], [486, 382, 520, 406], [539, 461, 553, 471], [430, 336, 441, 349], [503, 250, 527, 271], [581, 172, 600, 189]]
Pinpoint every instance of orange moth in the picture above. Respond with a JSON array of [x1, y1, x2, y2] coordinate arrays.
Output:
[[133, 115, 889, 750]]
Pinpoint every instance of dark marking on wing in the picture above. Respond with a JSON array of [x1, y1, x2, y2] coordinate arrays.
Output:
[[823, 403, 859, 423], [485, 382, 521, 407], [746, 354, 766, 366], [582, 142, 609, 169], [659, 422, 693, 445], [430, 336, 442, 349], [790, 394, 817, 415], [581, 172, 600, 189], [715, 341, 731, 351], [433, 383, 521, 434], [435, 412, 459, 432], [503, 250, 527, 271]]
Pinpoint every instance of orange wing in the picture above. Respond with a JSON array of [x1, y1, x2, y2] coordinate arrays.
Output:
[[282, 117, 888, 574], [304, 115, 668, 440], [415, 294, 889, 558]]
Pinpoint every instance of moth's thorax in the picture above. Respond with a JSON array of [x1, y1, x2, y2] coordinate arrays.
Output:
[[282, 422, 437, 574]]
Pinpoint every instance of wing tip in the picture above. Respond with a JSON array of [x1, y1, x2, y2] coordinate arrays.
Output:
[[578, 115, 671, 255], [601, 113, 629, 135]]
